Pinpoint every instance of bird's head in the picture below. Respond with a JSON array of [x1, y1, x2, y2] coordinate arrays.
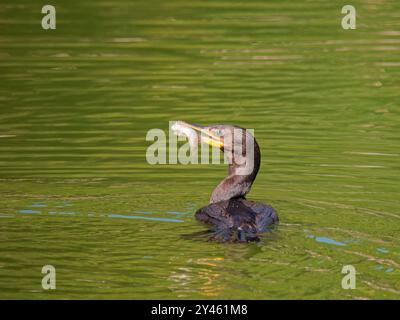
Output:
[[172, 121, 260, 177]]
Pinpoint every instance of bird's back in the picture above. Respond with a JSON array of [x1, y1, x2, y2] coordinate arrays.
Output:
[[195, 198, 278, 242]]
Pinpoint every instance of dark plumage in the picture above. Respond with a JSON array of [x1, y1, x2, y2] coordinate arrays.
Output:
[[173, 121, 279, 242], [195, 198, 278, 242]]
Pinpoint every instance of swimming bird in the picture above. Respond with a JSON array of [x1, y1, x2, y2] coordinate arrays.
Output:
[[172, 121, 278, 242]]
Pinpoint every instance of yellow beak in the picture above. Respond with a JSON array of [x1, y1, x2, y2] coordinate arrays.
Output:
[[203, 137, 224, 148], [183, 122, 224, 148]]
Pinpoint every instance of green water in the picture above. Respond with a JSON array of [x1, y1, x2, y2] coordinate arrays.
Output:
[[1, 0, 400, 299]]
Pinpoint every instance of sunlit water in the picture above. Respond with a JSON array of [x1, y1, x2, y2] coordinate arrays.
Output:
[[0, 0, 400, 299]]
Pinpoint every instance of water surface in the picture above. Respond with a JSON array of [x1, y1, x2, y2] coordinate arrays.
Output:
[[1, 0, 400, 299]]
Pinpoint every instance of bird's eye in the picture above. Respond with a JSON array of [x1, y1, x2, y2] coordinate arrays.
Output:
[[214, 129, 223, 136]]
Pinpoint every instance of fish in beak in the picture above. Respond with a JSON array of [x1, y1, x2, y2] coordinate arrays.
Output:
[[171, 121, 224, 149]]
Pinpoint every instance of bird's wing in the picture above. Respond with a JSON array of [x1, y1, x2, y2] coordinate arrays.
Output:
[[195, 202, 233, 229], [240, 200, 279, 231]]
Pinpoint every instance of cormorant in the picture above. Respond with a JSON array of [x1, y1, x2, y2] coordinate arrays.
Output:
[[172, 121, 278, 242]]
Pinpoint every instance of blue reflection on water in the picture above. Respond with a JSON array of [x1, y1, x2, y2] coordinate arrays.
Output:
[[306, 233, 346, 246], [19, 209, 40, 214], [375, 265, 394, 273], [315, 236, 346, 246], [377, 247, 389, 254]]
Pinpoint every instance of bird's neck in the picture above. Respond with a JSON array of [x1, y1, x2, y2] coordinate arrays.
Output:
[[209, 141, 260, 204]]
